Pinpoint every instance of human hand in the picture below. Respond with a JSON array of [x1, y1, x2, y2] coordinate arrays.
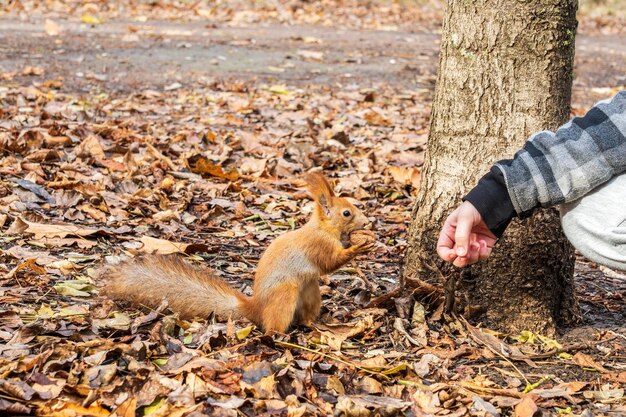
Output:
[[436, 201, 497, 267]]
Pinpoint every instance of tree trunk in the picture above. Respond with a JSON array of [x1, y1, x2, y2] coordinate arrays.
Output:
[[404, 0, 581, 335]]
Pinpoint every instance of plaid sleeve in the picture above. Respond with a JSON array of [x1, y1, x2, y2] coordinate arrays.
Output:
[[495, 90, 626, 217]]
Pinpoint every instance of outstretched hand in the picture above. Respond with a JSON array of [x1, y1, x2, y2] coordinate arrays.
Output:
[[437, 201, 497, 267]]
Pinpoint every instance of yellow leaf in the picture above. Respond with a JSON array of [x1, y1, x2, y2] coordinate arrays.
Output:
[[37, 304, 54, 318], [144, 398, 166, 415], [381, 363, 408, 375], [81, 14, 104, 25], [269, 85, 289, 95], [236, 325, 255, 340]]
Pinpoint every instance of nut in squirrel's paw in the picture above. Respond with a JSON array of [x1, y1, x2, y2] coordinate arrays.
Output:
[[349, 229, 376, 247]]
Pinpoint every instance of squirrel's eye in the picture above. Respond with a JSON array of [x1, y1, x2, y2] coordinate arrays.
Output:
[[342, 210, 351, 217]]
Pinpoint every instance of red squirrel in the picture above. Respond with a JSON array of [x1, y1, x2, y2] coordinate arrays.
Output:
[[103, 172, 376, 333]]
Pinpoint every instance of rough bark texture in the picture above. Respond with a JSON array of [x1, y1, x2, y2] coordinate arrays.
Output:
[[404, 0, 580, 335]]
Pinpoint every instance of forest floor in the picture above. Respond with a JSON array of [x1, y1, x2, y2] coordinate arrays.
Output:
[[0, 1, 625, 416]]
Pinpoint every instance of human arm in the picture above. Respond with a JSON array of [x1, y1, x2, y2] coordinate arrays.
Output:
[[438, 90, 626, 265], [467, 90, 626, 234]]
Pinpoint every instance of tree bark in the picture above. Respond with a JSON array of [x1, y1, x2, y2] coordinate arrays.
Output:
[[404, 0, 581, 335]]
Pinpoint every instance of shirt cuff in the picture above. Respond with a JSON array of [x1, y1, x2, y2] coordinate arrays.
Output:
[[463, 167, 517, 237]]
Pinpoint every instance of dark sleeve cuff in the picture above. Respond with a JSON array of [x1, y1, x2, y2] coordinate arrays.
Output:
[[463, 167, 517, 238]]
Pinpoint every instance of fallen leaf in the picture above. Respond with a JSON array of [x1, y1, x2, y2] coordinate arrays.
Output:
[[572, 352, 609, 373], [335, 395, 412, 417], [514, 395, 538, 417], [388, 166, 421, 189], [44, 19, 61, 36], [81, 14, 104, 25], [7, 217, 102, 239], [297, 49, 324, 61], [54, 280, 97, 297], [136, 236, 210, 255], [21, 66, 45, 76], [314, 316, 374, 351], [190, 158, 239, 181]]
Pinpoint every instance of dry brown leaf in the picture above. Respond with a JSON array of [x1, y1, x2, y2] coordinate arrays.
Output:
[[137, 236, 209, 255], [604, 372, 626, 383], [363, 110, 392, 126], [191, 158, 239, 181], [356, 376, 383, 394], [76, 135, 106, 160], [314, 316, 374, 351], [44, 19, 61, 36], [0, 399, 31, 415], [514, 395, 538, 417], [388, 166, 421, 189], [572, 352, 609, 373], [37, 402, 110, 417], [21, 66, 45, 76], [111, 397, 136, 417], [7, 216, 101, 239], [5, 258, 47, 278], [336, 395, 412, 417], [239, 157, 267, 176]]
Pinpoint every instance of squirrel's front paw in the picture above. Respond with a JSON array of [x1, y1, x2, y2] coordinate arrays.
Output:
[[349, 230, 376, 253]]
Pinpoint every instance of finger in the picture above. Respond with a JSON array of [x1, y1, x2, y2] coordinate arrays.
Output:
[[453, 255, 468, 268], [437, 220, 457, 262], [440, 249, 457, 262], [437, 235, 457, 262], [478, 240, 493, 261], [454, 207, 475, 257], [437, 241, 457, 262], [466, 244, 480, 265]]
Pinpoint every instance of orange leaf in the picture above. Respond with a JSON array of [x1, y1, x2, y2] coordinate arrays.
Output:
[[191, 158, 239, 181], [514, 396, 538, 417], [572, 352, 609, 373]]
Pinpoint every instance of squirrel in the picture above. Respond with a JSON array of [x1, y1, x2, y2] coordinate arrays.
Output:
[[102, 172, 376, 333]]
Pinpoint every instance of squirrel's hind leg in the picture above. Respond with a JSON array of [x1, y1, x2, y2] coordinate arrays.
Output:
[[295, 281, 321, 326], [259, 282, 299, 333]]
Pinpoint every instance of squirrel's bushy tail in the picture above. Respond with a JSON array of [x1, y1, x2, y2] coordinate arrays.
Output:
[[103, 254, 250, 320]]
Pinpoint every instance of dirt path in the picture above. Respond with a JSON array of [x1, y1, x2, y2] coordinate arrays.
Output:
[[1, 19, 439, 91], [2, 18, 625, 107]]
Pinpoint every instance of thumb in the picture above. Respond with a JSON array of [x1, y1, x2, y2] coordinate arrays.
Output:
[[454, 203, 477, 257]]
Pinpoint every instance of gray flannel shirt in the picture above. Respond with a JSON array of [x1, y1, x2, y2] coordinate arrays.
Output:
[[497, 91, 626, 216], [465, 91, 626, 236]]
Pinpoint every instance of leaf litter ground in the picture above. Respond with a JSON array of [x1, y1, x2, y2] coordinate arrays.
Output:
[[0, 1, 625, 416]]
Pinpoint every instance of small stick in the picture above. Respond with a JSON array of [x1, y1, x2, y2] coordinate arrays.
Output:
[[275, 340, 390, 380]]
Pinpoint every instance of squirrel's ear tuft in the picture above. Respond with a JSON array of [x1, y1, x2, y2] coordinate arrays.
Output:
[[304, 172, 335, 213]]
